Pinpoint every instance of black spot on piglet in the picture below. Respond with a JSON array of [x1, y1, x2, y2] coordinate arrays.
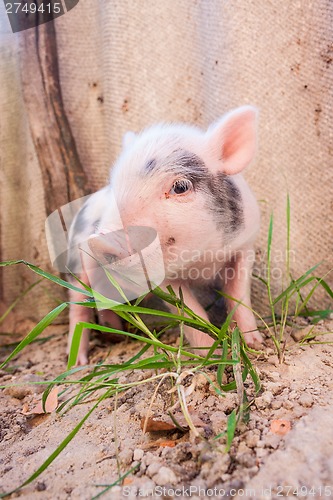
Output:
[[167, 237, 176, 246], [206, 174, 244, 233], [145, 159, 157, 172]]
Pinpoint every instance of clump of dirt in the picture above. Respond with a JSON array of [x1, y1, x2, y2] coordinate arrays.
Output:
[[0, 320, 332, 499]]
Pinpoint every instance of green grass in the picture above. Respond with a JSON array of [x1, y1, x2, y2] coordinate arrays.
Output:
[[253, 195, 333, 359], [0, 196, 332, 497], [0, 261, 255, 497]]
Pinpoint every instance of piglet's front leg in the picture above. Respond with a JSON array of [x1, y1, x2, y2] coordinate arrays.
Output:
[[68, 282, 123, 366], [223, 248, 263, 346], [68, 280, 93, 366], [164, 282, 220, 356]]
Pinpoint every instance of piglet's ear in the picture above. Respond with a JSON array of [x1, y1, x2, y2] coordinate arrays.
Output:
[[206, 106, 258, 175], [122, 131, 137, 150]]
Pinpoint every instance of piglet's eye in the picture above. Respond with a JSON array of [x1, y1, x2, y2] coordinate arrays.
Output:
[[169, 179, 193, 195]]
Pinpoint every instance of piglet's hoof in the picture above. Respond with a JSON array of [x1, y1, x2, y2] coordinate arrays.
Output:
[[243, 329, 264, 348], [73, 352, 89, 366]]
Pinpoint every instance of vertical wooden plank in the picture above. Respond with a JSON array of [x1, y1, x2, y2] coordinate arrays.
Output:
[[19, 19, 90, 217]]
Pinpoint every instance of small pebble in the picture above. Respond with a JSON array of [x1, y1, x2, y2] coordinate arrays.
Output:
[[245, 432, 260, 448], [209, 411, 227, 434], [205, 395, 217, 407], [256, 448, 268, 459], [271, 400, 282, 410], [265, 434, 282, 449], [221, 473, 231, 481], [270, 371, 281, 381], [291, 326, 315, 342], [263, 391, 273, 404], [36, 481, 47, 491], [267, 382, 283, 395], [288, 391, 298, 400], [267, 355, 279, 366], [255, 392, 273, 409], [147, 461, 162, 478], [298, 393, 314, 407], [248, 465, 259, 475], [3, 385, 31, 400], [153, 466, 177, 486], [118, 448, 133, 466], [237, 452, 256, 468], [133, 448, 144, 461], [195, 373, 209, 388], [143, 452, 156, 466], [237, 442, 251, 455], [283, 400, 294, 410]]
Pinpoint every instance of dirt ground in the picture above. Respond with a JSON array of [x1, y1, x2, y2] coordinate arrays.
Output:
[[0, 319, 333, 500]]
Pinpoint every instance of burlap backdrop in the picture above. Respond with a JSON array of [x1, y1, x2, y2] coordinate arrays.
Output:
[[0, 0, 332, 328]]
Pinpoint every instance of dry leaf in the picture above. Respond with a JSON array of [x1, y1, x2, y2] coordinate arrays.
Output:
[[22, 387, 59, 415], [141, 412, 206, 433], [122, 477, 133, 486], [159, 440, 176, 448], [141, 417, 175, 432], [142, 438, 178, 450], [22, 403, 30, 414], [270, 419, 291, 436]]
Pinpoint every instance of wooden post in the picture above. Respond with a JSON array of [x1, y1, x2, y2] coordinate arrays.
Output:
[[19, 19, 90, 217]]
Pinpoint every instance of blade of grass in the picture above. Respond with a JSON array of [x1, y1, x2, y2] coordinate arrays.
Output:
[[240, 344, 261, 393], [67, 321, 207, 369], [219, 365, 249, 392], [305, 309, 333, 320], [231, 328, 244, 407], [272, 263, 321, 305], [280, 195, 291, 342], [266, 213, 278, 336], [0, 303, 67, 369], [0, 260, 93, 297], [74, 301, 221, 337], [175, 287, 186, 374], [252, 274, 269, 288], [217, 339, 229, 387], [295, 273, 333, 317], [225, 409, 237, 452], [216, 290, 274, 346], [201, 303, 238, 363], [92, 463, 140, 499]]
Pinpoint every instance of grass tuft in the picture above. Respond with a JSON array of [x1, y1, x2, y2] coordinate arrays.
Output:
[[253, 195, 333, 359], [0, 196, 332, 496]]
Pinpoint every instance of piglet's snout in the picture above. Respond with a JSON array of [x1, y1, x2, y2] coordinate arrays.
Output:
[[88, 231, 131, 266], [87, 226, 159, 267], [83, 226, 165, 306]]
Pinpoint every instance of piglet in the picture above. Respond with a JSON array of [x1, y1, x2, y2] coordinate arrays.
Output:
[[67, 106, 262, 365]]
